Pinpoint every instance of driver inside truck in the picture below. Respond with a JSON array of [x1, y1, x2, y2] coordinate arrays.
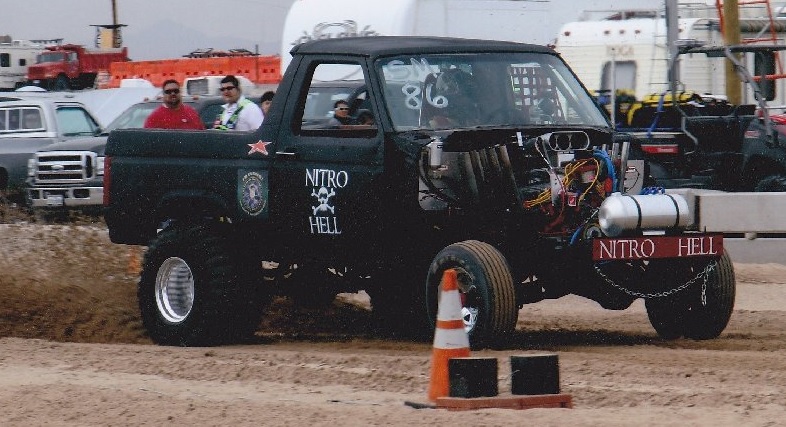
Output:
[[426, 68, 480, 129]]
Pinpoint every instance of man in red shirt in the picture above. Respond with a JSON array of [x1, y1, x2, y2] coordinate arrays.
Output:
[[143, 79, 205, 129]]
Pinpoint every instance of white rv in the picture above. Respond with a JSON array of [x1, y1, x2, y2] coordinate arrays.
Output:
[[281, 0, 553, 73], [0, 39, 45, 91], [555, 14, 786, 105]]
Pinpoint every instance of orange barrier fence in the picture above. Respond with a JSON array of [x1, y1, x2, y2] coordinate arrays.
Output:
[[105, 55, 281, 88]]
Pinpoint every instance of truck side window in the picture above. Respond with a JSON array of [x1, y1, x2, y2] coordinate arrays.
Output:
[[7, 109, 20, 130], [298, 62, 375, 133], [21, 108, 42, 130]]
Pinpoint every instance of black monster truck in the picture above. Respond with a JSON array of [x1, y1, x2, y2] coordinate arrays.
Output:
[[103, 37, 734, 347]]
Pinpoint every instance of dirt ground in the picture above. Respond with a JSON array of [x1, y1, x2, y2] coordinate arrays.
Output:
[[2, 220, 786, 426]]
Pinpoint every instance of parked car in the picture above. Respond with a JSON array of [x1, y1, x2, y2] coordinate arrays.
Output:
[[25, 96, 224, 212]]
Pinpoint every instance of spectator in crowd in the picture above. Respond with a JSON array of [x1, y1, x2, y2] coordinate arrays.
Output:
[[213, 75, 264, 131], [143, 79, 204, 129], [327, 100, 354, 127], [428, 69, 479, 128], [259, 91, 275, 118]]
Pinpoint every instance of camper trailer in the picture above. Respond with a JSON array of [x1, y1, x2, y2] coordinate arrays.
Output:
[[555, 14, 786, 106], [0, 38, 45, 91]]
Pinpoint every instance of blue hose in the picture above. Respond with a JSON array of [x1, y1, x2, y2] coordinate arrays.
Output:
[[593, 148, 617, 193], [647, 92, 667, 138]]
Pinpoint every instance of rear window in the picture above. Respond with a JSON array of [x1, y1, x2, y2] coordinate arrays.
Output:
[[0, 108, 21, 132], [0, 107, 44, 132], [186, 79, 209, 96]]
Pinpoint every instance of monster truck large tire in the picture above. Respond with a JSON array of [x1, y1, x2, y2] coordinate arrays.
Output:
[[645, 295, 688, 340], [138, 223, 265, 346], [426, 240, 517, 348], [645, 249, 735, 340], [682, 249, 735, 340]]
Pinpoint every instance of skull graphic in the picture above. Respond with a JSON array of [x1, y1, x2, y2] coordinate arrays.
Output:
[[311, 186, 336, 215]]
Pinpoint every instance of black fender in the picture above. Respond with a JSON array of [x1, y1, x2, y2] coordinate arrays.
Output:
[[155, 190, 231, 223]]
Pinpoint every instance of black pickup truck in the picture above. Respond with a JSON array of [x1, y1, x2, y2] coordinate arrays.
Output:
[[104, 37, 734, 347]]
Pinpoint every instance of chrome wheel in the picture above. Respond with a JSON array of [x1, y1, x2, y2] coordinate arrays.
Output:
[[455, 268, 481, 333], [155, 257, 195, 324], [461, 306, 479, 333]]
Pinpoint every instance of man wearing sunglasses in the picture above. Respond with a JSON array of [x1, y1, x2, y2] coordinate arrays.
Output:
[[144, 79, 205, 129], [214, 75, 264, 131], [327, 100, 356, 127]]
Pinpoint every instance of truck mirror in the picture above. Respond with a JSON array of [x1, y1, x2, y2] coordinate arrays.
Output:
[[754, 51, 776, 101]]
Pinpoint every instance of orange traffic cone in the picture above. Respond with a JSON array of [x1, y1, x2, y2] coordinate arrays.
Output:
[[428, 268, 471, 401]]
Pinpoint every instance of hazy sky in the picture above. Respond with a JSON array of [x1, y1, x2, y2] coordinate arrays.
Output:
[[2, 0, 670, 61], [3, 0, 295, 60]]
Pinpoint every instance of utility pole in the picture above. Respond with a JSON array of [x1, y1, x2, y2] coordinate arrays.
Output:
[[91, 0, 124, 49], [665, 0, 679, 100], [112, 0, 120, 48], [723, 0, 742, 105]]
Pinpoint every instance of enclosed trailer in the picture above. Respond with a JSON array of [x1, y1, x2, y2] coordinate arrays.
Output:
[[0, 39, 45, 91], [555, 15, 786, 105], [281, 0, 553, 73]]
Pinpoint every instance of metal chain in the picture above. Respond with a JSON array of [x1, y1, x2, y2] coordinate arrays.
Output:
[[593, 261, 717, 300], [701, 268, 708, 306]]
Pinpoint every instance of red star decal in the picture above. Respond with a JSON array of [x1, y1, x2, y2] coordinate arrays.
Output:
[[247, 140, 271, 156]]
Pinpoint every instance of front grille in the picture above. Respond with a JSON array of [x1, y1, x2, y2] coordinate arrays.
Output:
[[34, 151, 97, 184]]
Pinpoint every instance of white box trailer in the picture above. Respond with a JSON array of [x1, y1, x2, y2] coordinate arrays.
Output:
[[281, 0, 553, 73], [0, 39, 45, 91], [554, 16, 786, 105]]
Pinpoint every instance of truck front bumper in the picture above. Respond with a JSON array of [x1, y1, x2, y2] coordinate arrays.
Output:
[[26, 186, 103, 209]]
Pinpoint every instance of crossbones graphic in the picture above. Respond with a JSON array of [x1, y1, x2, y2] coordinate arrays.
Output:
[[311, 187, 336, 215]]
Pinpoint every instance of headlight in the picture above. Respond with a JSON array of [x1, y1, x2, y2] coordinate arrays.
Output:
[[96, 156, 105, 176], [27, 158, 37, 177]]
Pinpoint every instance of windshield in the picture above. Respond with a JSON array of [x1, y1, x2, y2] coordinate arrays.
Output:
[[36, 52, 66, 63], [105, 103, 159, 132], [376, 52, 609, 131], [56, 106, 101, 136]]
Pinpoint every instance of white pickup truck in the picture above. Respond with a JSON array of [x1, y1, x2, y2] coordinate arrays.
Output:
[[0, 98, 101, 197]]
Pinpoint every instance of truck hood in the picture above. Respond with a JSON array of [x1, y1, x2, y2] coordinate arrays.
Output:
[[392, 126, 615, 158], [39, 136, 109, 155]]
